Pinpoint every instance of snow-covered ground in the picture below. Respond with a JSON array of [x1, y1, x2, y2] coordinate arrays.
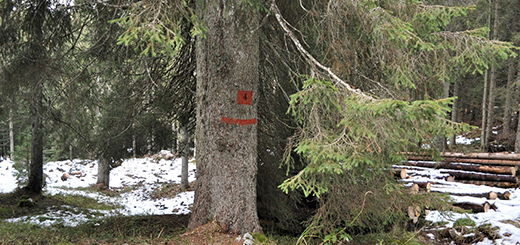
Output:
[[398, 165, 520, 244], [2, 147, 520, 244], [0, 150, 196, 227]]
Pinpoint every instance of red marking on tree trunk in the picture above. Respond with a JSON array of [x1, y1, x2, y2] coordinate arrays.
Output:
[[237, 91, 253, 105], [221, 117, 257, 125]]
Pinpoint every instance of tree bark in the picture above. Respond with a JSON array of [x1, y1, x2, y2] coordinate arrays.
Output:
[[132, 123, 137, 158], [188, 0, 261, 234], [453, 202, 494, 213], [408, 155, 520, 166], [406, 151, 520, 161], [406, 160, 516, 175], [440, 170, 518, 183], [516, 55, 520, 153], [9, 108, 14, 160], [484, 0, 500, 149], [96, 155, 110, 188], [503, 57, 515, 136], [26, 83, 44, 195], [435, 190, 510, 200], [450, 80, 460, 149], [458, 180, 518, 187], [180, 123, 189, 190], [172, 121, 178, 155], [481, 0, 493, 150]]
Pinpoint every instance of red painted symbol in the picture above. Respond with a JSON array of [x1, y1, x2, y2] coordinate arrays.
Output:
[[221, 117, 257, 125], [237, 91, 252, 105]]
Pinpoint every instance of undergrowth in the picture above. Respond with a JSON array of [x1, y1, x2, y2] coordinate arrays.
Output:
[[0, 215, 189, 244]]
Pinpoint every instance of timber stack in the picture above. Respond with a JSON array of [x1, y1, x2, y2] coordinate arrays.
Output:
[[401, 152, 520, 188]]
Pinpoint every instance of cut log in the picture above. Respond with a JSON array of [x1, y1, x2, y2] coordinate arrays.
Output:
[[391, 169, 407, 179], [408, 182, 431, 193], [410, 183, 420, 194], [453, 202, 494, 213], [443, 158, 520, 167], [407, 206, 421, 223], [433, 191, 499, 200], [406, 161, 516, 175], [499, 191, 511, 200], [441, 152, 520, 161], [457, 180, 518, 188], [439, 170, 518, 183], [403, 152, 520, 161], [407, 155, 520, 167], [416, 182, 432, 192]]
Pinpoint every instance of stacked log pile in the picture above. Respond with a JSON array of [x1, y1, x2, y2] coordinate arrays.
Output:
[[403, 152, 520, 187], [394, 152, 516, 219]]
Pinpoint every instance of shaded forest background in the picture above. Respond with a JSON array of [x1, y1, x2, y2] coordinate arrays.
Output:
[[1, 0, 519, 242]]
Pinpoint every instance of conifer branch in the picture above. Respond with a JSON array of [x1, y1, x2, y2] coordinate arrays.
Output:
[[271, 1, 374, 101]]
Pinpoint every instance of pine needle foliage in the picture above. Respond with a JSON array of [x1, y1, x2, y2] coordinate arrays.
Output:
[[275, 0, 515, 242], [280, 77, 470, 199]]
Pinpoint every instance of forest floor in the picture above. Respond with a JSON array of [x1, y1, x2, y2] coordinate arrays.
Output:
[[1, 145, 520, 244]]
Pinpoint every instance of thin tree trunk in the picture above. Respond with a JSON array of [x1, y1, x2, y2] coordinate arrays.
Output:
[[189, 0, 261, 234], [131, 123, 136, 158], [26, 83, 44, 195], [481, 0, 493, 151], [450, 80, 460, 149], [503, 57, 515, 136], [180, 123, 189, 190], [436, 81, 450, 150], [484, 0, 499, 149], [516, 57, 520, 153], [172, 121, 178, 154], [9, 108, 14, 160]]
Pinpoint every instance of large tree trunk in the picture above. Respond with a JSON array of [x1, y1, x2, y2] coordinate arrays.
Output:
[[26, 83, 44, 195], [189, 0, 261, 234], [180, 123, 189, 190]]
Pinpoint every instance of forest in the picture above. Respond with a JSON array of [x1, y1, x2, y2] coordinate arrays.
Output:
[[1, 0, 520, 244]]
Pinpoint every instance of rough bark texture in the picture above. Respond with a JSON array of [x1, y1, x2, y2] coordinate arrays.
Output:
[[96, 156, 110, 187], [407, 160, 516, 175], [440, 170, 518, 183], [26, 83, 44, 195], [188, 0, 261, 234], [24, 0, 47, 195], [180, 123, 189, 190], [407, 155, 520, 166]]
